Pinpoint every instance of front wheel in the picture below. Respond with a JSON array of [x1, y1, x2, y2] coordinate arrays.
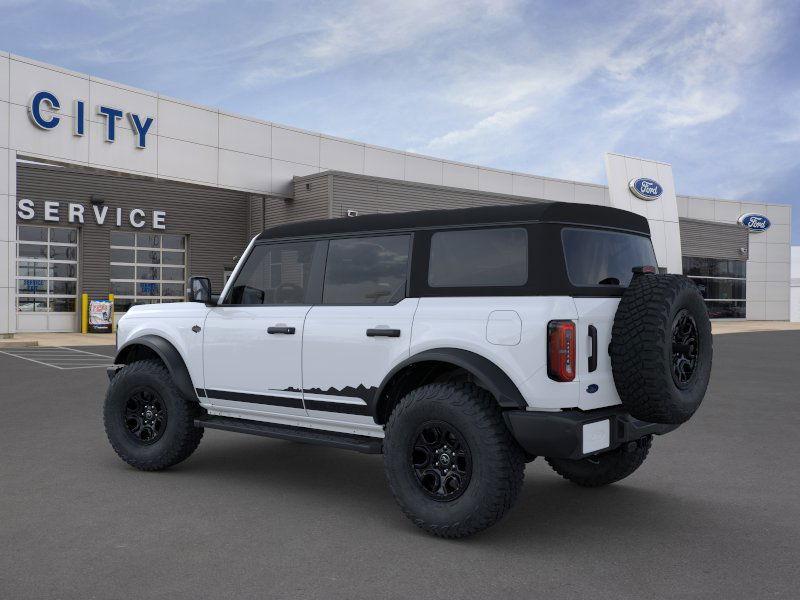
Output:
[[546, 436, 652, 487], [103, 359, 204, 471], [383, 382, 525, 538]]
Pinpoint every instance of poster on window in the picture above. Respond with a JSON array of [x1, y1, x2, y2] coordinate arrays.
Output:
[[89, 300, 113, 333]]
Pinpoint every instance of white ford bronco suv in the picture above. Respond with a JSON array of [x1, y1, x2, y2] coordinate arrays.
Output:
[[105, 202, 712, 538]]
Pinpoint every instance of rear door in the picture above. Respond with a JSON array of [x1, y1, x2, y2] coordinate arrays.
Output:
[[562, 227, 658, 409], [301, 234, 416, 435]]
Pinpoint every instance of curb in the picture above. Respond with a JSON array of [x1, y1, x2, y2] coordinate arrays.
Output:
[[0, 340, 39, 349]]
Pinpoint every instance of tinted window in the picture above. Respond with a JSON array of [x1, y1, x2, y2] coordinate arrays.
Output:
[[705, 300, 746, 319], [50, 227, 77, 244], [562, 228, 657, 287], [323, 235, 410, 304], [428, 227, 528, 287], [688, 278, 745, 300], [18, 226, 48, 242], [228, 242, 316, 305], [683, 256, 745, 278]]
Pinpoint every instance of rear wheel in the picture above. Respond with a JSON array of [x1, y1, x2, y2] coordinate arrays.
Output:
[[383, 382, 525, 538], [546, 435, 652, 487], [104, 359, 204, 471]]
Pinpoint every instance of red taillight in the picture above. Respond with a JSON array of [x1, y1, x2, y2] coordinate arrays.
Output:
[[547, 320, 576, 382]]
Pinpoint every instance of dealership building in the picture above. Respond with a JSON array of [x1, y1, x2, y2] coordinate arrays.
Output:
[[0, 52, 793, 333]]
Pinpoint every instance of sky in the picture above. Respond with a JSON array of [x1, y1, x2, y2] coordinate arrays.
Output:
[[2, 0, 800, 240]]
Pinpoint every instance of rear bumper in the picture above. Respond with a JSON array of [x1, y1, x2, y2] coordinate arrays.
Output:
[[503, 406, 679, 460]]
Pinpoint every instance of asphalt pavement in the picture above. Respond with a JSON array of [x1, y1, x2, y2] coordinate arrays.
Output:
[[1, 333, 799, 599]]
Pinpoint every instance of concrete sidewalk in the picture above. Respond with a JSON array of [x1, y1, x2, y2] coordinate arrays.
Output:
[[0, 332, 114, 348], [711, 320, 800, 335]]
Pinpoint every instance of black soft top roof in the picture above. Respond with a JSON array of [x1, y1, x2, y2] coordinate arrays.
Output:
[[256, 201, 650, 241]]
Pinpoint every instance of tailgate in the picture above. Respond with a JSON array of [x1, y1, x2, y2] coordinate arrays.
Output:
[[574, 297, 624, 410]]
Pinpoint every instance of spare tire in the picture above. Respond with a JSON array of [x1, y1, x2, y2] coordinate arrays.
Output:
[[610, 273, 712, 425]]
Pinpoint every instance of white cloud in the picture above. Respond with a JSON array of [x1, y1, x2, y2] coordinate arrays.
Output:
[[411, 0, 786, 181], [422, 106, 537, 154], [239, 0, 519, 87], [4, 0, 798, 224]]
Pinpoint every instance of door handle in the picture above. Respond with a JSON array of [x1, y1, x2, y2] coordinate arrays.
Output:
[[366, 328, 401, 338], [267, 326, 296, 335], [588, 325, 598, 372]]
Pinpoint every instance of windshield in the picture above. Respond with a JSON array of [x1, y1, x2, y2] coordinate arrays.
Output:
[[562, 228, 657, 287]]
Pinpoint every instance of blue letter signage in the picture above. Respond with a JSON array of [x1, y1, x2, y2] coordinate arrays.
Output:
[[128, 113, 155, 149], [29, 91, 61, 129], [27, 90, 154, 148], [737, 213, 771, 233], [73, 100, 85, 136]]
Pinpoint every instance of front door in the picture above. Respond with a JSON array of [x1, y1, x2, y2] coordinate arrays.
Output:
[[202, 240, 322, 425], [301, 234, 415, 436]]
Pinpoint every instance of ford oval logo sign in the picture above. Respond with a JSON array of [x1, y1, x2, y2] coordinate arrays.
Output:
[[738, 213, 771, 233], [628, 178, 663, 201]]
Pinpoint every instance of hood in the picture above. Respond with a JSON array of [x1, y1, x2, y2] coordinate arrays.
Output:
[[122, 301, 211, 319]]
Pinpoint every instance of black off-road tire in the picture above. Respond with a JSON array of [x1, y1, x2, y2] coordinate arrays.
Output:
[[611, 273, 712, 425], [104, 359, 204, 471], [383, 382, 525, 538], [546, 435, 652, 487]]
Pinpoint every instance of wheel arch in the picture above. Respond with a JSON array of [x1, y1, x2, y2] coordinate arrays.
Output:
[[373, 348, 527, 424], [114, 334, 198, 402]]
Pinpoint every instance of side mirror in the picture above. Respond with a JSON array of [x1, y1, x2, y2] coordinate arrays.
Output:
[[187, 276, 212, 304]]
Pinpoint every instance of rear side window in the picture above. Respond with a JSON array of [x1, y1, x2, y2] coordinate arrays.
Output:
[[323, 235, 410, 304], [227, 241, 316, 305], [562, 228, 656, 287], [428, 227, 528, 287]]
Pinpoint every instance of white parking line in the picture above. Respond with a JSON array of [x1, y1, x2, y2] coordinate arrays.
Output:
[[0, 350, 69, 369], [55, 346, 115, 358], [0, 346, 114, 370]]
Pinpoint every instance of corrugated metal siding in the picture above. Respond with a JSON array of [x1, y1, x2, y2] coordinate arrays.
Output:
[[248, 195, 265, 239], [679, 218, 749, 260], [295, 171, 546, 220], [267, 174, 330, 228], [16, 163, 248, 297]]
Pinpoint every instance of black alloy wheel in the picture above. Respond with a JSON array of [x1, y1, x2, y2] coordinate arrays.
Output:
[[105, 359, 204, 471], [123, 387, 167, 445], [383, 382, 525, 538], [411, 421, 472, 501], [671, 309, 699, 388]]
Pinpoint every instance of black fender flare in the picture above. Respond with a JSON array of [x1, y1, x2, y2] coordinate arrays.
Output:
[[373, 348, 527, 421], [114, 334, 198, 401]]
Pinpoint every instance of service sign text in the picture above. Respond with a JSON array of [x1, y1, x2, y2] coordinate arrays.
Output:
[[17, 198, 166, 230]]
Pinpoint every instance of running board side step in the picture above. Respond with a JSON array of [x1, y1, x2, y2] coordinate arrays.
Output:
[[195, 415, 383, 454]]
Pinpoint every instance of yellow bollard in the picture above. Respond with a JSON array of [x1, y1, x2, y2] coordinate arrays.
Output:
[[81, 293, 88, 334], [109, 294, 115, 333]]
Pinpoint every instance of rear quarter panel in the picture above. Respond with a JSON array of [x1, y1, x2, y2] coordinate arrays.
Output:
[[411, 297, 581, 410]]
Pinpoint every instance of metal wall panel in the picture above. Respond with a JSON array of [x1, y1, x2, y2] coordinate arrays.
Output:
[[248, 195, 265, 239], [16, 162, 248, 298], [679, 217, 749, 260], [294, 171, 546, 220], [266, 174, 331, 228]]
